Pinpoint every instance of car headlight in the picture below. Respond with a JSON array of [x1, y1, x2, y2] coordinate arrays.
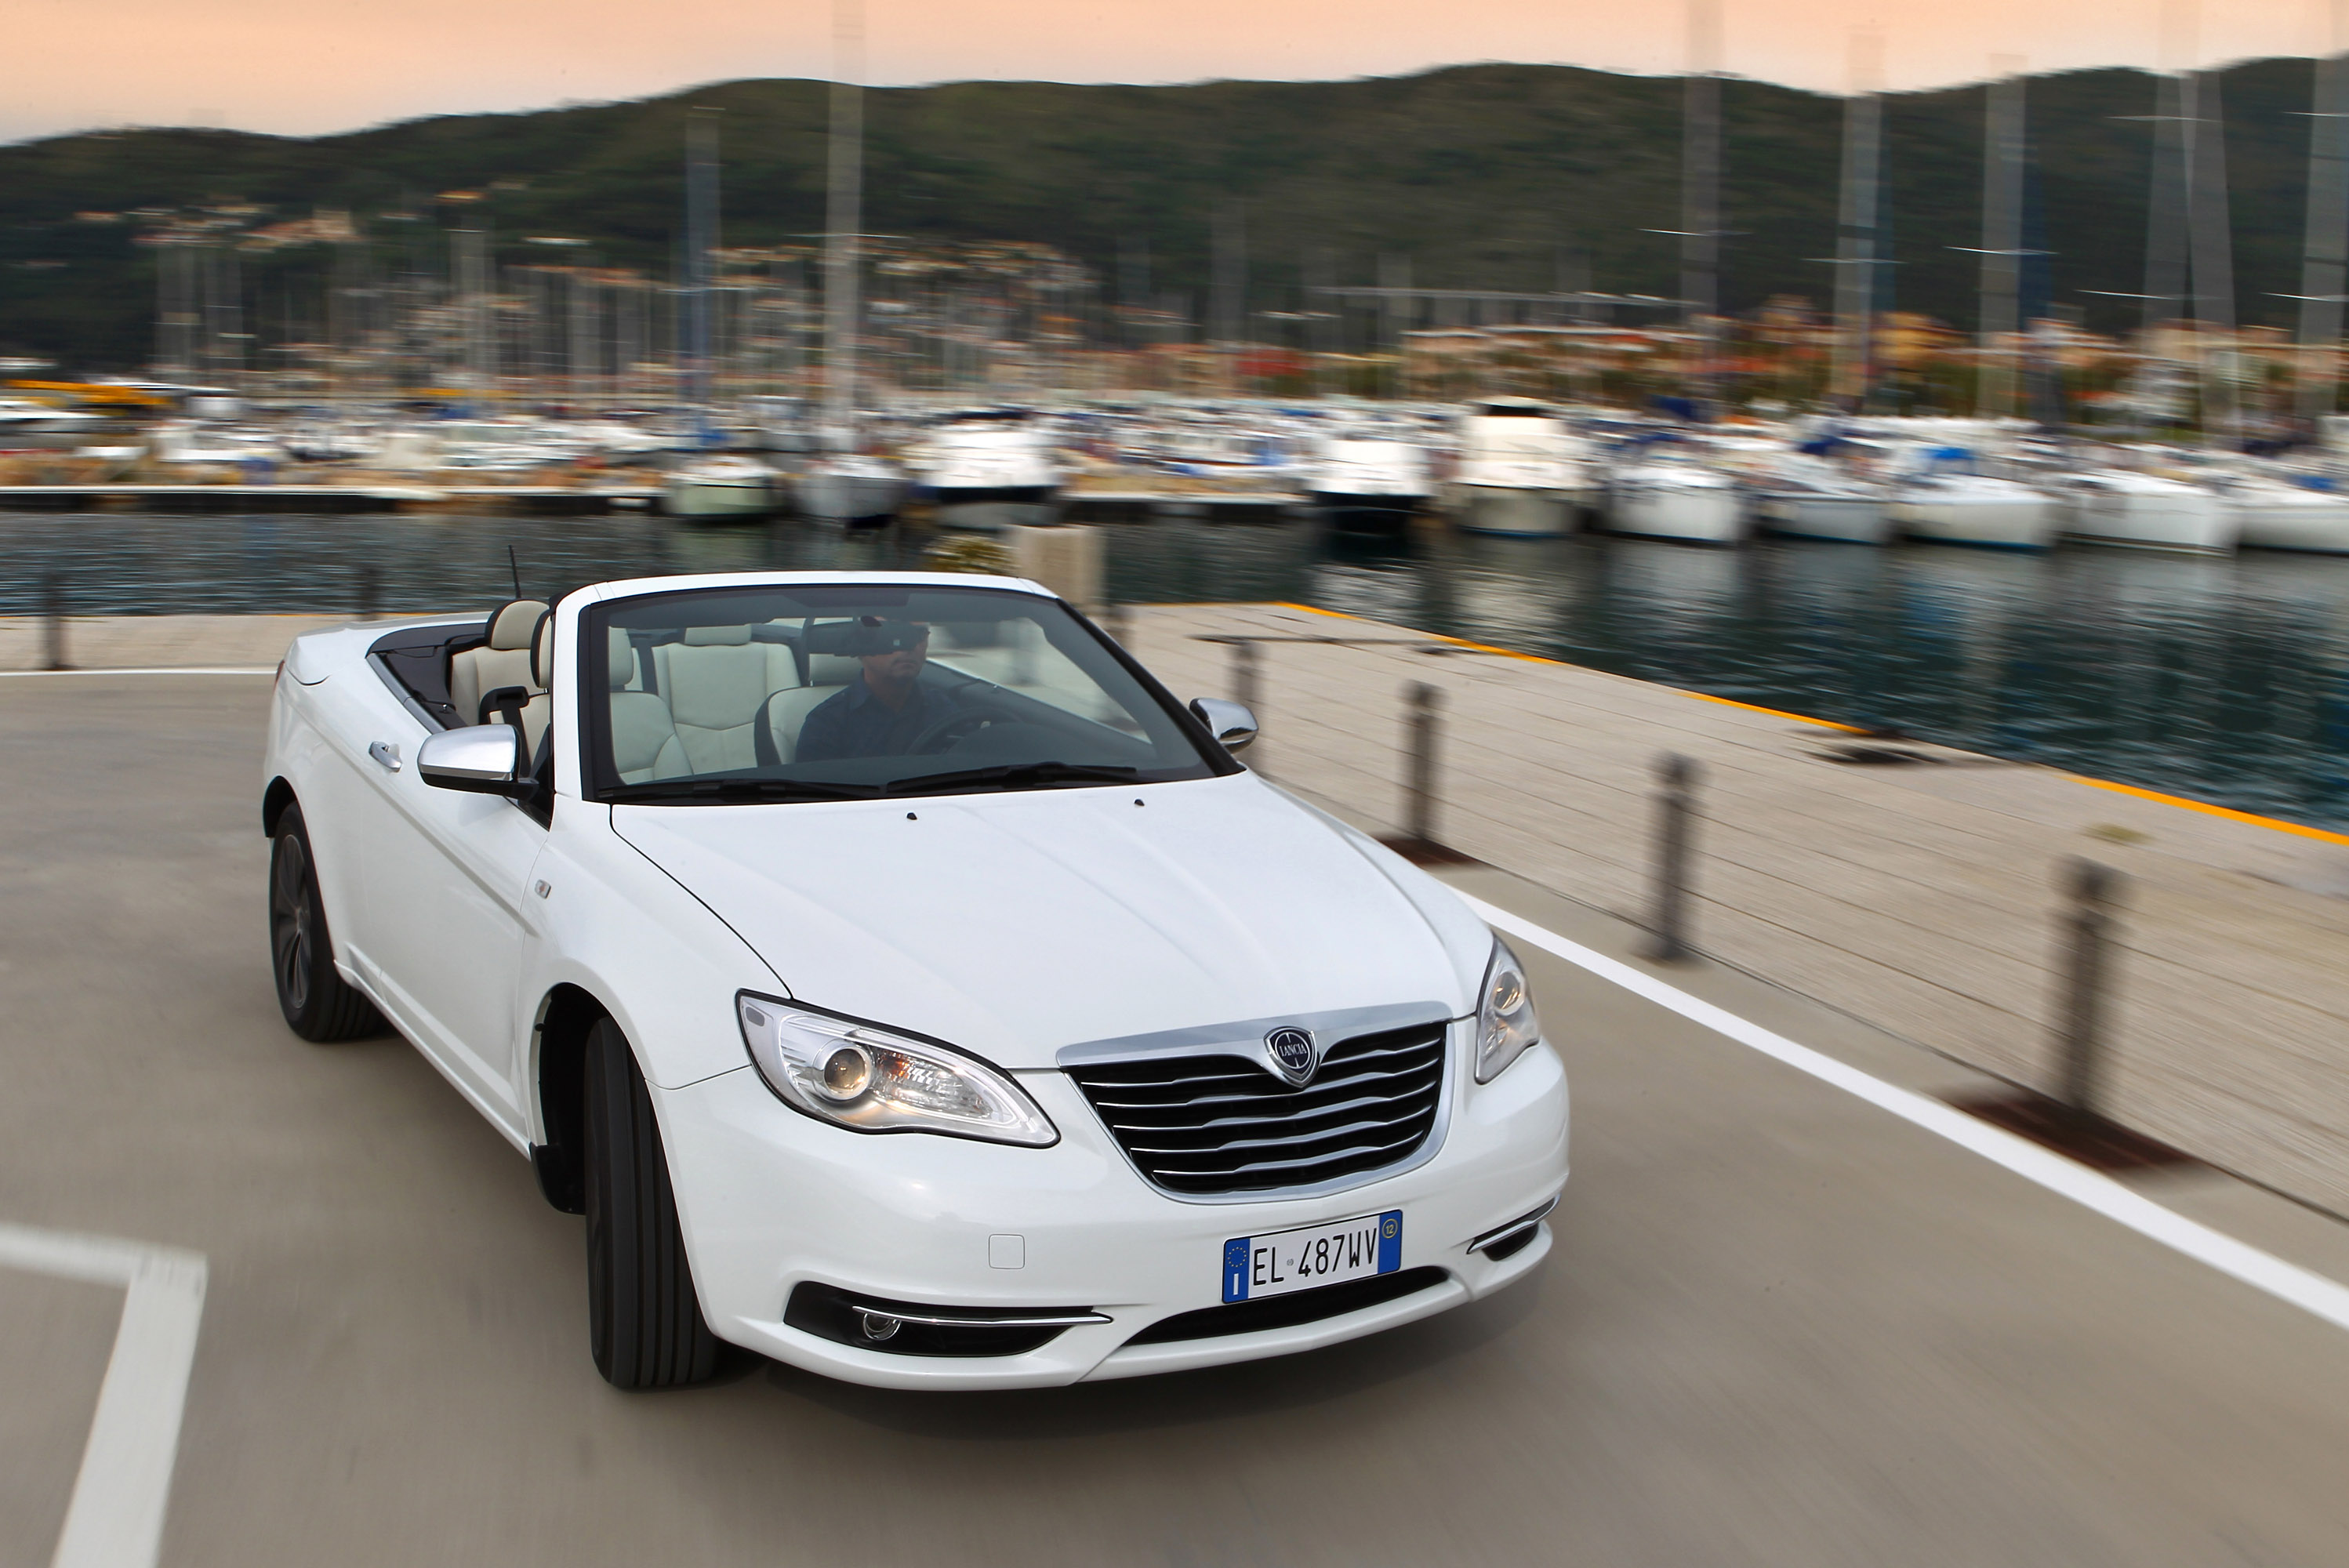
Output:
[[736, 993, 1058, 1147], [1474, 938, 1541, 1083]]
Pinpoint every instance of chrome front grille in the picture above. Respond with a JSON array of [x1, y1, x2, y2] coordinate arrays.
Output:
[[1066, 1022, 1449, 1197]]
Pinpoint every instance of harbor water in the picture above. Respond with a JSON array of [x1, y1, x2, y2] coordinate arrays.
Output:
[[6, 509, 2347, 833]]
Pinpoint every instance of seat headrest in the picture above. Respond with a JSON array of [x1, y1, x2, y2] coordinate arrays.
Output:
[[488, 599, 550, 652], [608, 629, 638, 688], [682, 624, 753, 646]]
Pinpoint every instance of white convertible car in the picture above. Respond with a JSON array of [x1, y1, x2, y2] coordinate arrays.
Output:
[[263, 571, 1568, 1389]]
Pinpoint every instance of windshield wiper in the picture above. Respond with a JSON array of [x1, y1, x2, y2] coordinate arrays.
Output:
[[884, 761, 1144, 796], [603, 778, 882, 804]]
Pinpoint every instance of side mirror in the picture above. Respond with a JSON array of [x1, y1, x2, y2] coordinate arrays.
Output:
[[1189, 697, 1259, 755], [418, 724, 532, 797]]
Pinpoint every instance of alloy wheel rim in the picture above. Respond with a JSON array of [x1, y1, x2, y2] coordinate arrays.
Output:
[[271, 837, 312, 1012]]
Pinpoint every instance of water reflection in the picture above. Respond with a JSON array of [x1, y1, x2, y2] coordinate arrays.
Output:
[[4, 510, 2347, 830]]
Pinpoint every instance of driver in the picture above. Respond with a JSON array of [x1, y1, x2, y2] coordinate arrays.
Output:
[[793, 619, 959, 763]]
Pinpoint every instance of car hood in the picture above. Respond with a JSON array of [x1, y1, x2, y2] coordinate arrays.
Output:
[[609, 774, 1485, 1071]]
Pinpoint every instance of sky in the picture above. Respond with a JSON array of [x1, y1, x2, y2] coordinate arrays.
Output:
[[1, 0, 2336, 144]]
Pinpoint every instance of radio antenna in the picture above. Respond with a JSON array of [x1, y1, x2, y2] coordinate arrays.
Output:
[[507, 544, 525, 601]]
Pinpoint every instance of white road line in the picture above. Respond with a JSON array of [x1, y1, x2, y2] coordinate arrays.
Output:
[[1462, 894, 2349, 1338], [0, 667, 275, 678], [0, 1225, 208, 1568]]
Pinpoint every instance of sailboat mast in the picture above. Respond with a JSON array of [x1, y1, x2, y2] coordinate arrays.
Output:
[[823, 0, 865, 442], [1976, 58, 2026, 419], [1830, 30, 1885, 413], [686, 106, 720, 414], [1679, 0, 1722, 410], [2298, 0, 2349, 421]]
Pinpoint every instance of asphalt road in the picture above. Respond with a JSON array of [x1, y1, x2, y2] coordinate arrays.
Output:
[[8, 674, 2349, 1566]]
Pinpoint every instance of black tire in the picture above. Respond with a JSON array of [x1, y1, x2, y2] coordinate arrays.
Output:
[[268, 804, 385, 1043], [584, 1018, 721, 1388]]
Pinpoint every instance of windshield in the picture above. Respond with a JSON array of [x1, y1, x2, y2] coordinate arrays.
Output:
[[583, 583, 1231, 803]]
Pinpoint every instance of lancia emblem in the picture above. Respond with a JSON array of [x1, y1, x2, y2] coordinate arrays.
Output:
[[1265, 1025, 1318, 1087]]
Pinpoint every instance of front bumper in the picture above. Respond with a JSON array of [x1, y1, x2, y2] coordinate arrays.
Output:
[[656, 1026, 1570, 1389]]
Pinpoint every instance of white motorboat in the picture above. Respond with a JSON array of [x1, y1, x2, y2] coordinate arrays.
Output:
[[147, 420, 288, 467], [1748, 452, 1893, 544], [918, 410, 1063, 532], [2217, 471, 2349, 554], [1308, 434, 1434, 533], [794, 452, 909, 526], [1446, 398, 1590, 536], [662, 455, 780, 520], [1604, 457, 1745, 544], [1890, 473, 2057, 550], [2060, 470, 2237, 554], [0, 398, 102, 449]]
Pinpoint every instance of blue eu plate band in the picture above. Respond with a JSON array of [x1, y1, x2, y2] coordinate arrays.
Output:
[[1222, 1210, 1403, 1303]]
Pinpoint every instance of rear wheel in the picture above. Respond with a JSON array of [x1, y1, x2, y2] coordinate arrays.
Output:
[[584, 1018, 721, 1388], [267, 804, 383, 1042]]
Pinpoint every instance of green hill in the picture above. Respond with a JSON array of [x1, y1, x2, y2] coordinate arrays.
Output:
[[0, 58, 2326, 372]]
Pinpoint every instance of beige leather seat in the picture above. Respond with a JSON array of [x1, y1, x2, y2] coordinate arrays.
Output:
[[515, 612, 561, 758], [648, 625, 802, 773], [606, 629, 687, 782], [760, 653, 862, 762], [449, 601, 548, 731]]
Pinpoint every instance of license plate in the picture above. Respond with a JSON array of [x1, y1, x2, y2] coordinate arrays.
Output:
[[1222, 1210, 1402, 1303]]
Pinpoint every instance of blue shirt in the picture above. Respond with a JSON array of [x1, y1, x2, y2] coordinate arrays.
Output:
[[793, 678, 957, 764]]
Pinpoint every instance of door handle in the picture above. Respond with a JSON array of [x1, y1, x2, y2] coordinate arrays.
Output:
[[368, 740, 403, 773]]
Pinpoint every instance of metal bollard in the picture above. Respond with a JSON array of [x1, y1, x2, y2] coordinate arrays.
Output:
[[1644, 753, 1699, 963], [2055, 858, 2123, 1118], [357, 564, 380, 622], [42, 572, 67, 671], [1231, 639, 1262, 773], [1105, 601, 1131, 648], [1403, 682, 1442, 846]]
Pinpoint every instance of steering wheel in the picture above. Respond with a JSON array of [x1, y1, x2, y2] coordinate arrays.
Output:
[[908, 702, 1015, 756]]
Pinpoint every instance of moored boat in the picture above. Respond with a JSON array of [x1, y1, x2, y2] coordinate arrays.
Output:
[[1890, 472, 2056, 550], [2060, 470, 2237, 554], [794, 452, 909, 526], [1447, 398, 1589, 537], [1604, 459, 1744, 544], [2219, 472, 2349, 554], [1748, 452, 1893, 544], [919, 409, 1063, 532], [661, 455, 780, 520], [1308, 435, 1433, 534]]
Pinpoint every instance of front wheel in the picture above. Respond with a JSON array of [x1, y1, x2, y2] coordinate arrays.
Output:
[[584, 1018, 721, 1388], [267, 804, 384, 1042]]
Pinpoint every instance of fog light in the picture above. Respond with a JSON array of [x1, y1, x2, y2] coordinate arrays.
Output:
[[857, 1310, 902, 1342]]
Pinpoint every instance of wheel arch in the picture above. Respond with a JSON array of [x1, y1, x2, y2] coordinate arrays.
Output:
[[262, 775, 297, 837], [529, 982, 612, 1214]]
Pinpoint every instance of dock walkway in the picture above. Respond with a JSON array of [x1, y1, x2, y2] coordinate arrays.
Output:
[[1127, 602, 2349, 1219]]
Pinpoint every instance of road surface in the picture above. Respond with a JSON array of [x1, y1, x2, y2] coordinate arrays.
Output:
[[5, 673, 2349, 1566]]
